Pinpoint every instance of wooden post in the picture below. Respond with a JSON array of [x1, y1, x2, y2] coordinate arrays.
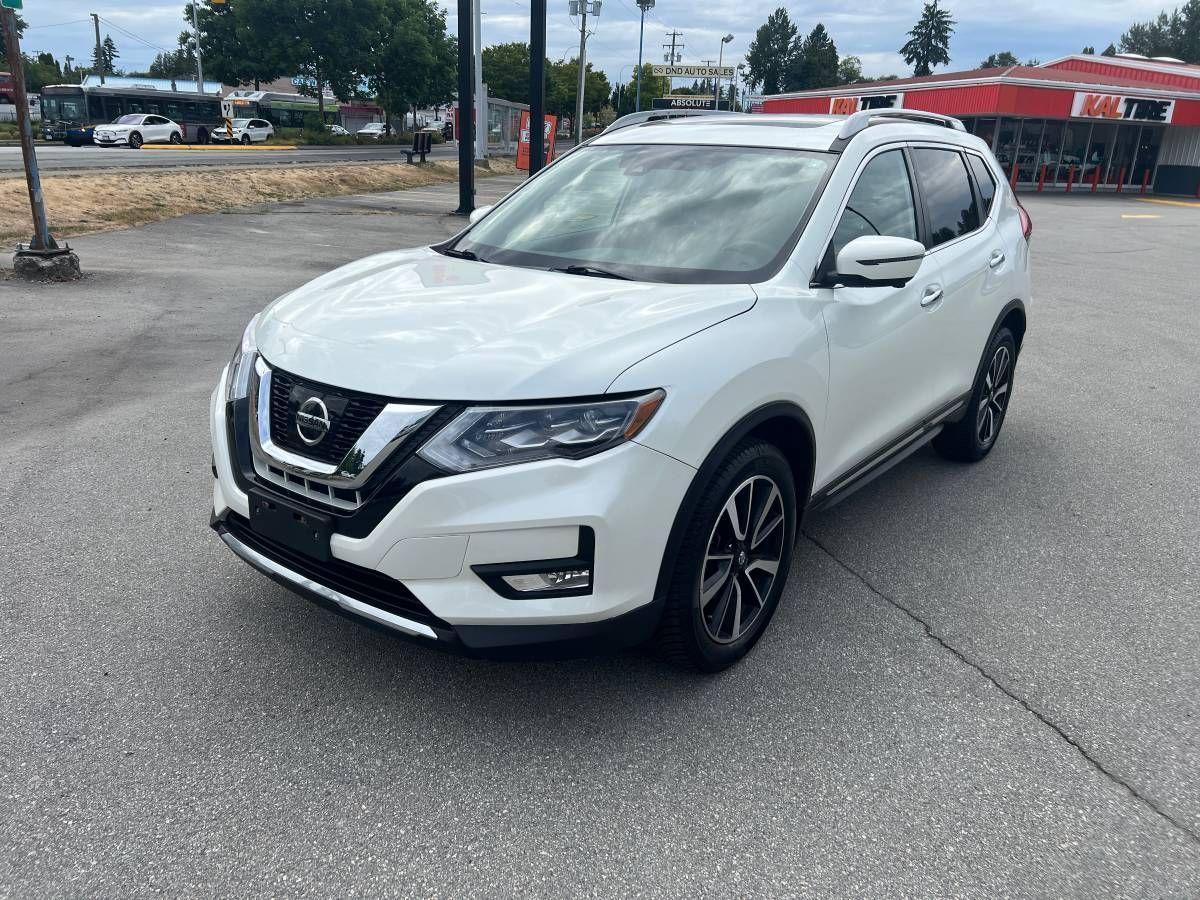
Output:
[[1037, 164, 1047, 192], [2, 7, 56, 251], [1066, 165, 1075, 192], [1091, 164, 1101, 192]]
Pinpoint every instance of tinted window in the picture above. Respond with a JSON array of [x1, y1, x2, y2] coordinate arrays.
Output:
[[830, 150, 918, 259], [911, 148, 980, 247], [967, 154, 997, 217]]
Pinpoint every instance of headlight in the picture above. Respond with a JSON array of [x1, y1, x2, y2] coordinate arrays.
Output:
[[225, 313, 260, 402], [418, 390, 665, 473]]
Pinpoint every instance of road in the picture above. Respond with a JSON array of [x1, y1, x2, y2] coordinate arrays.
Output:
[[1, 186, 1198, 896], [0, 141, 464, 174]]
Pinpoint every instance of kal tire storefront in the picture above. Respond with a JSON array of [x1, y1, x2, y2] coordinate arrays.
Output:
[[758, 55, 1200, 196]]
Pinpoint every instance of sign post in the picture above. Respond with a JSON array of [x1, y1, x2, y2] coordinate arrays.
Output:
[[2, 5, 80, 278], [221, 97, 235, 140]]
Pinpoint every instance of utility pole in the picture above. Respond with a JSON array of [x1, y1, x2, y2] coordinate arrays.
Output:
[[662, 30, 682, 98], [530, 0, 546, 174], [91, 13, 105, 85], [454, 0, 474, 213], [570, 0, 600, 146], [3, 4, 79, 278], [634, 0, 654, 112], [190, 2, 204, 93]]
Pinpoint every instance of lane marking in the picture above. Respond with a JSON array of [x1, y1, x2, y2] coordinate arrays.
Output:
[[1121, 214, 1161, 219], [1135, 197, 1200, 208]]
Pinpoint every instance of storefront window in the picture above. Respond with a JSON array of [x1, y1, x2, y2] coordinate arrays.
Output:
[[1131, 127, 1162, 189], [1036, 121, 1063, 183], [994, 118, 1022, 176], [1058, 121, 1092, 185], [1106, 125, 1139, 185], [974, 117, 998, 150], [1084, 122, 1116, 187], [1015, 119, 1044, 183]]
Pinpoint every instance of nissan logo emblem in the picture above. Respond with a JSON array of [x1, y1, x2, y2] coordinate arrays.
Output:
[[295, 397, 331, 445]]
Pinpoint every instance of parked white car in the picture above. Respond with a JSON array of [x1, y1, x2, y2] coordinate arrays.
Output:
[[93, 114, 183, 149], [210, 118, 275, 144], [328, 124, 350, 136], [211, 110, 1032, 670], [356, 121, 388, 141]]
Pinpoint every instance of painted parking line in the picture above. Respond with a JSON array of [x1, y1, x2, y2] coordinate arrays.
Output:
[[1121, 214, 1161, 219], [1135, 197, 1200, 209]]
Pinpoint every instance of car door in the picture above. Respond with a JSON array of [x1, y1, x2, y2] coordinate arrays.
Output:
[[818, 146, 947, 484], [144, 116, 168, 142], [908, 145, 996, 408], [251, 120, 269, 142]]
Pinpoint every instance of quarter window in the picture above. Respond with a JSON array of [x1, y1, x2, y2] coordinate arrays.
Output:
[[967, 154, 997, 217], [911, 148, 981, 248], [829, 149, 919, 260]]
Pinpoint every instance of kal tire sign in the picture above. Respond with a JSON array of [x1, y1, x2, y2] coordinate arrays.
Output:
[[829, 93, 905, 115], [1071, 92, 1175, 123]]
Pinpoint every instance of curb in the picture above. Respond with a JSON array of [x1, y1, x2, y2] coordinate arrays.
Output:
[[141, 144, 300, 151]]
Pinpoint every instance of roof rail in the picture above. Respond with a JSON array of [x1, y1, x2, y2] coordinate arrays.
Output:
[[834, 108, 967, 144]]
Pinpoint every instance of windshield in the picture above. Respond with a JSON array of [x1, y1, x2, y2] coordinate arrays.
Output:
[[450, 144, 833, 283], [114, 115, 142, 125]]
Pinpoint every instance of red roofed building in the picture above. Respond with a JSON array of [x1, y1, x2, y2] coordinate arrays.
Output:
[[757, 54, 1200, 196]]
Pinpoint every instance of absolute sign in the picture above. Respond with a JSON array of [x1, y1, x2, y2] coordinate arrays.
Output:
[[1071, 92, 1175, 123]]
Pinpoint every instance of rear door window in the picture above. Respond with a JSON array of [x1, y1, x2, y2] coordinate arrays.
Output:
[[911, 147, 981, 248], [966, 154, 997, 217]]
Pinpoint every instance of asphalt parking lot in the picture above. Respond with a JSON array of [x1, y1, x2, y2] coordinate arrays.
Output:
[[1, 185, 1198, 896]]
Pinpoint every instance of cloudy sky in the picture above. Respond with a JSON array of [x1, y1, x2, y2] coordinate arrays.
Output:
[[19, 0, 1169, 90]]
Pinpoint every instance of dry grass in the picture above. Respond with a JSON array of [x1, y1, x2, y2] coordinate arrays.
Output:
[[0, 159, 517, 244]]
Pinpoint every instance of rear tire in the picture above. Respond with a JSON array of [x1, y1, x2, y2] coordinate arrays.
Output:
[[128, 132, 143, 150], [654, 440, 797, 672], [934, 326, 1017, 462], [170, 131, 182, 144]]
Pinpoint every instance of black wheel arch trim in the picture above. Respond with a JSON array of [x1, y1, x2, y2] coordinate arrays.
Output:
[[972, 299, 1026, 398], [650, 401, 816, 612]]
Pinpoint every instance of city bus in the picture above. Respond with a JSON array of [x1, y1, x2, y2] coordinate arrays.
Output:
[[40, 83, 221, 144], [223, 89, 338, 129]]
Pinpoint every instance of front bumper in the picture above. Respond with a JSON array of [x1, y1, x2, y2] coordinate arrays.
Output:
[[94, 135, 128, 146], [209, 371, 696, 657]]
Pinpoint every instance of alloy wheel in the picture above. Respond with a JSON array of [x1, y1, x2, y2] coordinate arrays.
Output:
[[699, 475, 786, 644], [977, 344, 1012, 446]]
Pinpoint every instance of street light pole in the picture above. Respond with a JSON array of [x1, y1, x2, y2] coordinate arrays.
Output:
[[635, 0, 653, 112], [530, 0, 546, 174], [716, 33, 733, 107], [191, 1, 205, 94], [455, 0, 474, 214]]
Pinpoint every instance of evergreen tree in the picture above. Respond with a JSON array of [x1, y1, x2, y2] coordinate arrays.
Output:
[[786, 23, 838, 90], [0, 11, 25, 60], [102, 35, 120, 75], [745, 8, 797, 94], [980, 51, 1019, 68], [900, 0, 955, 76]]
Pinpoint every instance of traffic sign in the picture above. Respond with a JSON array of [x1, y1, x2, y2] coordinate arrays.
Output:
[[1, 0, 24, 10], [220, 98, 235, 119]]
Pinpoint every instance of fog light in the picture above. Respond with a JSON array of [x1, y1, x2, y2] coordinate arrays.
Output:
[[501, 569, 591, 593]]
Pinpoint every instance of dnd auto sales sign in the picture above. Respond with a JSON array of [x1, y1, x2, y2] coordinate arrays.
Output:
[[1071, 92, 1176, 123]]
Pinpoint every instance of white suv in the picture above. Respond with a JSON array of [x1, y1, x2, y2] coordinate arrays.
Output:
[[210, 110, 1031, 671]]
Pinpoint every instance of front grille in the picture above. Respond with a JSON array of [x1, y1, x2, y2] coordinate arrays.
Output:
[[223, 512, 448, 629], [269, 368, 389, 465]]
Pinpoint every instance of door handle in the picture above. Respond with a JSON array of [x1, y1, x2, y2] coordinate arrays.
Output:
[[920, 286, 943, 307], [988, 250, 1006, 269]]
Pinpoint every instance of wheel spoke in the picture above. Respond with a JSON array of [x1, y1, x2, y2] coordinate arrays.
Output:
[[723, 493, 747, 541], [730, 580, 743, 640], [708, 576, 736, 638], [750, 484, 783, 549], [745, 557, 779, 577], [700, 561, 733, 605]]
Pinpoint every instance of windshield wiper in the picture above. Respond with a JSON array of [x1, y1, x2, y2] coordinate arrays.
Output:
[[438, 246, 485, 262], [549, 264, 631, 280]]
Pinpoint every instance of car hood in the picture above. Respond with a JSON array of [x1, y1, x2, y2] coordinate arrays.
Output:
[[255, 247, 757, 400]]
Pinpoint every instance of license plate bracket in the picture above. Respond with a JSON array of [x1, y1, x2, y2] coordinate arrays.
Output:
[[247, 491, 333, 561]]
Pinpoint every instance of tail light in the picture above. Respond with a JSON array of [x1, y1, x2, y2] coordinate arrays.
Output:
[[1017, 201, 1033, 241]]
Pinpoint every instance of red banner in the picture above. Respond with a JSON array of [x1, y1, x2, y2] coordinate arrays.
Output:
[[516, 111, 558, 171]]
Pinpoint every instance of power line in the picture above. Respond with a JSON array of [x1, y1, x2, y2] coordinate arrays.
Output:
[[26, 18, 92, 29], [97, 15, 174, 54]]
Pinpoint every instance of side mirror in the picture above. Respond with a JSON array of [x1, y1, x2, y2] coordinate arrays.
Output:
[[835, 236, 926, 287], [468, 205, 494, 225]]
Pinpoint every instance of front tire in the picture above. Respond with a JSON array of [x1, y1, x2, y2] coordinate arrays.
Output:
[[655, 440, 797, 672], [240, 134, 251, 145], [934, 326, 1017, 462]]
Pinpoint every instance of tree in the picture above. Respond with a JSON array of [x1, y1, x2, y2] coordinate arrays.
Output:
[[612, 63, 669, 115], [0, 11, 25, 60], [1116, 0, 1200, 63], [1081, 45, 1095, 54], [278, 0, 384, 117], [1102, 42, 1118, 55], [980, 51, 1019, 68], [368, 0, 456, 127], [148, 32, 199, 80], [785, 23, 839, 91], [100, 35, 120, 75], [837, 55, 866, 84], [545, 58, 610, 123], [745, 8, 797, 94], [23, 52, 64, 92], [482, 42, 531, 104], [900, 0, 954, 76]]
